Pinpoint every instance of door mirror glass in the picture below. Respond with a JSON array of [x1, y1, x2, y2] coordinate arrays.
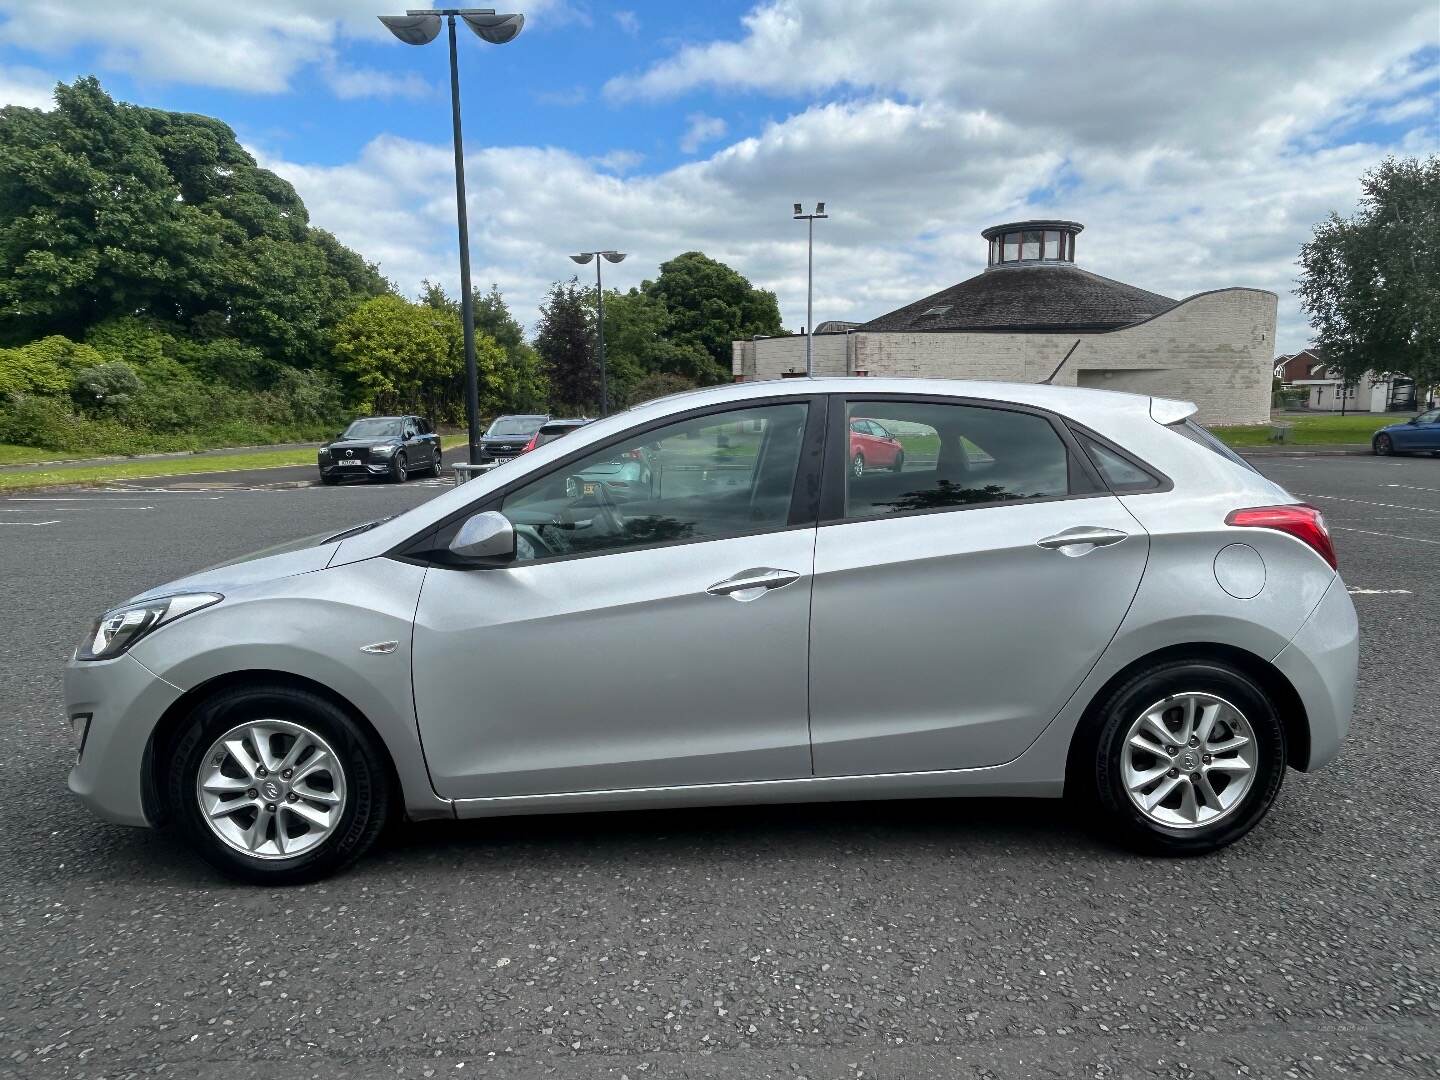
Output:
[[448, 511, 516, 563]]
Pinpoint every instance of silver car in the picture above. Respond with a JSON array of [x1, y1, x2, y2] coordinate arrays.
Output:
[[65, 379, 1358, 883]]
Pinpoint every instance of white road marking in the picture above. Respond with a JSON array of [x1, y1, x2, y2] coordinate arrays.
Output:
[[1385, 482, 1440, 495], [0, 519, 60, 526], [1294, 493, 1440, 515], [1332, 526, 1440, 546], [0, 505, 153, 511], [1346, 587, 1414, 595]]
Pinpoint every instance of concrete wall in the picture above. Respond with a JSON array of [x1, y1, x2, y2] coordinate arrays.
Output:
[[734, 288, 1278, 425]]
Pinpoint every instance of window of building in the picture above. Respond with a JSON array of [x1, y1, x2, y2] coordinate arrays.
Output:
[[841, 401, 1071, 520]]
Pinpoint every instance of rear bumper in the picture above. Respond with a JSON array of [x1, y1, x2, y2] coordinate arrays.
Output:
[[1272, 575, 1358, 772], [65, 653, 184, 827]]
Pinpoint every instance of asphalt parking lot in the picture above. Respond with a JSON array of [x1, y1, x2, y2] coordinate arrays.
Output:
[[1, 455, 1437, 1079]]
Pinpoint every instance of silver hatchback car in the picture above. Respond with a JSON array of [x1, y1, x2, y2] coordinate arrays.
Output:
[[66, 379, 1358, 883]]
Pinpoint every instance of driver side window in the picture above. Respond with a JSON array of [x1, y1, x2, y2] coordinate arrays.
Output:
[[499, 402, 809, 562]]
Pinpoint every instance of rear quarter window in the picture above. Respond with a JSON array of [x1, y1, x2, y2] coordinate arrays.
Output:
[[1169, 419, 1258, 474]]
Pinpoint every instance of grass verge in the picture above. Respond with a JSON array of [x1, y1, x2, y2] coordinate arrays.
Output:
[[1208, 414, 1393, 448]]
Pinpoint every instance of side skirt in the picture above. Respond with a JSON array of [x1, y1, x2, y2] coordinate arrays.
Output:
[[451, 767, 1062, 820]]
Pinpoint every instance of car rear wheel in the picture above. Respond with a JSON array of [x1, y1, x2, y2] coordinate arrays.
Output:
[[1070, 659, 1286, 855], [165, 684, 391, 885], [388, 453, 407, 483], [1374, 434, 1392, 456], [852, 452, 865, 478], [890, 449, 905, 473]]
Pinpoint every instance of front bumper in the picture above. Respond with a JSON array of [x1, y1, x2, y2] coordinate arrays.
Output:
[[319, 459, 392, 478], [1272, 574, 1359, 772], [65, 652, 184, 827]]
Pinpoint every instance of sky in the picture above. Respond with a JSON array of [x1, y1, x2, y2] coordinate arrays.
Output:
[[0, 0, 1437, 353]]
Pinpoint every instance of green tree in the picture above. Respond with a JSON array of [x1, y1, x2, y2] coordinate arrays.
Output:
[[73, 361, 143, 410], [1297, 155, 1440, 397], [472, 282, 549, 412], [639, 252, 783, 383], [0, 77, 386, 364], [331, 294, 457, 416], [535, 278, 596, 413]]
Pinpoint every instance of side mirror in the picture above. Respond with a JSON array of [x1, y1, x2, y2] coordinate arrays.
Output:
[[448, 511, 516, 564]]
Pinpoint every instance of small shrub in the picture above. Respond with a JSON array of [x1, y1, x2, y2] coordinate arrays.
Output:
[[73, 362, 144, 410]]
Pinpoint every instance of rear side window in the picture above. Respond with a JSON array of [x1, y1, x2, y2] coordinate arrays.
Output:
[[1076, 433, 1162, 492], [1170, 419, 1257, 474], [842, 400, 1071, 520]]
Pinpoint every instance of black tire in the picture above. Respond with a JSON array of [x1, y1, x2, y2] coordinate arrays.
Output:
[[890, 449, 905, 473], [388, 452, 407, 483], [1068, 659, 1286, 855], [428, 450, 443, 478], [1374, 434, 1392, 456], [164, 684, 392, 885], [319, 472, 339, 486], [851, 452, 865, 479]]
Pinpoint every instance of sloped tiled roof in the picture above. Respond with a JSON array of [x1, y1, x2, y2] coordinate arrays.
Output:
[[862, 264, 1177, 334]]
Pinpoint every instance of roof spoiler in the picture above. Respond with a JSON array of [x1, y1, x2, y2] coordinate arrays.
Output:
[[1150, 396, 1198, 425]]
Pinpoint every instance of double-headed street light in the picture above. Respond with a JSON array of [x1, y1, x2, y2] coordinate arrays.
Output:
[[379, 8, 525, 465], [570, 250, 626, 416], [793, 201, 827, 377]]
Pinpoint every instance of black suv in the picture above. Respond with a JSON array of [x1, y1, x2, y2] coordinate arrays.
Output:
[[478, 414, 549, 465], [318, 415, 442, 484]]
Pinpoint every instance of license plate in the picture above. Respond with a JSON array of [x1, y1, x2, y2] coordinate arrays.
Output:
[[582, 481, 598, 495], [336, 460, 362, 467]]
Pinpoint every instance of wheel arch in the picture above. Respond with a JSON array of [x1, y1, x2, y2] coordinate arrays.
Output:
[[1065, 642, 1310, 788], [144, 670, 404, 826]]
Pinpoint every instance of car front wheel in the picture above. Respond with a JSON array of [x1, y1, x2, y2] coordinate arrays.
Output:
[[1071, 659, 1286, 855], [1374, 434, 1392, 456], [388, 453, 407, 483], [851, 452, 865, 478], [165, 684, 392, 884]]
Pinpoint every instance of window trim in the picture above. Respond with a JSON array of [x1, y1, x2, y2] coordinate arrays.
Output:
[[1066, 421, 1174, 494], [818, 393, 1107, 526], [392, 394, 829, 568]]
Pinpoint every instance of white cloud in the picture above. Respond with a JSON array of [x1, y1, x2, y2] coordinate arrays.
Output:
[[679, 113, 727, 154], [0, 64, 55, 109], [535, 86, 588, 107], [322, 62, 431, 102], [614, 11, 641, 35]]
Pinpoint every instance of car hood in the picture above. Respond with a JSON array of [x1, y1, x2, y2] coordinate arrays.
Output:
[[122, 518, 391, 605], [326, 437, 401, 451]]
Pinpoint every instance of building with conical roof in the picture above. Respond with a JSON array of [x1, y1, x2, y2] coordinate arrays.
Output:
[[733, 219, 1276, 424]]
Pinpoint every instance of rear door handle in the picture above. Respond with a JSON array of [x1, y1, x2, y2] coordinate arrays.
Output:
[[1036, 526, 1129, 555], [706, 567, 801, 599]]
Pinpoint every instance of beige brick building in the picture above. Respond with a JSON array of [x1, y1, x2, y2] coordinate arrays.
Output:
[[733, 220, 1277, 425]]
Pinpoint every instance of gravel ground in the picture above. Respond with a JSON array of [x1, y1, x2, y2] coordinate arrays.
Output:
[[0, 456, 1436, 1079]]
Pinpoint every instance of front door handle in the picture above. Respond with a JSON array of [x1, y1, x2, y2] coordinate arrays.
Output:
[[706, 567, 801, 599], [1036, 526, 1129, 556]]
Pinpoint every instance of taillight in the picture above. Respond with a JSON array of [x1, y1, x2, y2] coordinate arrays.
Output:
[[1225, 504, 1337, 570], [521, 434, 538, 453]]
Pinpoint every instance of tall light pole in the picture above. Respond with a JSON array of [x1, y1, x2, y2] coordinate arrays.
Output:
[[793, 201, 827, 376], [570, 250, 626, 416], [380, 8, 524, 465]]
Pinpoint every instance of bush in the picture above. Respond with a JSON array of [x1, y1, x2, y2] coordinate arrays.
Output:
[[73, 362, 143, 410]]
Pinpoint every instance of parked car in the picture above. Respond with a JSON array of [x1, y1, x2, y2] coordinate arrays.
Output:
[[848, 416, 905, 475], [564, 444, 655, 502], [67, 379, 1358, 883], [318, 415, 441, 484], [1372, 408, 1440, 455], [523, 417, 591, 453], [478, 414, 548, 466]]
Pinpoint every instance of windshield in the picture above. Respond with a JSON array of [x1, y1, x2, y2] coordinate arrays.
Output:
[[487, 416, 547, 437], [343, 418, 403, 439]]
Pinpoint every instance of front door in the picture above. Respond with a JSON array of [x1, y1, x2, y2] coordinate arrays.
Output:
[[412, 399, 823, 800], [808, 396, 1149, 776]]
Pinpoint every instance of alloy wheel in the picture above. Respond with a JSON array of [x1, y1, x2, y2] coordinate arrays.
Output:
[[1120, 691, 1256, 829], [1375, 435, 1391, 456], [195, 719, 348, 859], [852, 453, 865, 478]]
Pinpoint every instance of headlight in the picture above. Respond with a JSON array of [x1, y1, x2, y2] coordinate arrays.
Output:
[[370, 444, 396, 457], [77, 593, 222, 661], [318, 447, 331, 458]]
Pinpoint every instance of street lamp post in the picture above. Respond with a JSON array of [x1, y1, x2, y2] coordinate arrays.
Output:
[[570, 250, 626, 416], [379, 8, 524, 465], [792, 201, 827, 376]]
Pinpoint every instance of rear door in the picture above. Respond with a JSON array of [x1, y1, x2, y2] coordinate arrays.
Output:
[[808, 395, 1150, 776]]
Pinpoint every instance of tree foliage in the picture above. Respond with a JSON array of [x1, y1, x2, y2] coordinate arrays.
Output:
[[1297, 155, 1440, 394], [535, 278, 597, 413], [639, 251, 783, 383]]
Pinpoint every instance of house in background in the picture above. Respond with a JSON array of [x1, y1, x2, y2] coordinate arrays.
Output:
[[1275, 347, 1418, 412], [734, 219, 1277, 425]]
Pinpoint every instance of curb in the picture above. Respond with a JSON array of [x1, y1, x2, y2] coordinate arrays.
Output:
[[1237, 447, 1372, 458]]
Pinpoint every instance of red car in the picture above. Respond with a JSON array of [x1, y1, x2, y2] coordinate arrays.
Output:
[[848, 417, 905, 476]]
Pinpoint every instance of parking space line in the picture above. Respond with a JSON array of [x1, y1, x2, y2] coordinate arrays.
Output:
[[1295, 493, 1440, 515], [0, 519, 60, 526], [1347, 588, 1413, 595], [1384, 482, 1440, 495], [1333, 526, 1440, 546]]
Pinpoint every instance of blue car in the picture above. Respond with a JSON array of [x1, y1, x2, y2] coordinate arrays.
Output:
[[1373, 407, 1440, 456]]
